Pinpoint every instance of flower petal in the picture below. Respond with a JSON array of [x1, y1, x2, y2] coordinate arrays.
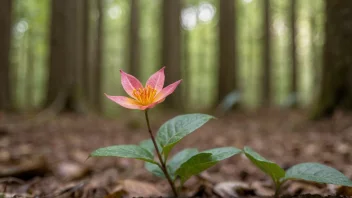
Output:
[[120, 70, 143, 98], [154, 80, 182, 102], [146, 67, 165, 93], [105, 94, 143, 110]]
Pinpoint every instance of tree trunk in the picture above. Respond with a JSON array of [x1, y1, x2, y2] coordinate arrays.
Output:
[[312, 0, 352, 118], [290, 0, 298, 107], [26, 30, 35, 109], [129, 0, 140, 78], [82, 0, 91, 102], [182, 29, 190, 109], [46, 0, 84, 112], [310, 1, 321, 97], [161, 0, 182, 109], [262, 0, 271, 106], [0, 0, 12, 110], [91, 0, 104, 112], [218, 0, 237, 104]]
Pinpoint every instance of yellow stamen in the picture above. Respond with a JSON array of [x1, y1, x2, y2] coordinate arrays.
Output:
[[132, 85, 157, 105]]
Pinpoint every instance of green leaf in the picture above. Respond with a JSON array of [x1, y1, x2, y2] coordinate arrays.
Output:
[[144, 148, 199, 179], [244, 147, 285, 185], [203, 147, 242, 161], [175, 147, 241, 184], [139, 139, 155, 154], [168, 148, 199, 173], [145, 162, 165, 178], [156, 114, 214, 159], [284, 163, 352, 186], [90, 145, 157, 164], [140, 139, 165, 177]]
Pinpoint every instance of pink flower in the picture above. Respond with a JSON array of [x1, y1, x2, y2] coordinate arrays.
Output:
[[105, 67, 182, 110]]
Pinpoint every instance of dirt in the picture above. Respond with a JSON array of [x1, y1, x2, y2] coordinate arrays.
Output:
[[0, 109, 352, 197]]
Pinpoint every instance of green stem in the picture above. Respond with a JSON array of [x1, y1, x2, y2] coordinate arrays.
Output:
[[274, 181, 282, 198], [144, 110, 178, 197]]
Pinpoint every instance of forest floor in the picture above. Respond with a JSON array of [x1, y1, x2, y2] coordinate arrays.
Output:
[[1, 109, 352, 198]]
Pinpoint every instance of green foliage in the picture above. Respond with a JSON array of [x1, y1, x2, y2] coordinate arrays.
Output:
[[12, 0, 49, 109], [284, 163, 352, 186], [139, 138, 162, 153], [145, 162, 166, 178], [144, 148, 199, 179], [139, 139, 155, 153], [91, 113, 231, 195], [175, 153, 212, 184], [90, 144, 157, 164], [244, 147, 285, 186], [244, 147, 352, 196], [175, 147, 241, 184], [156, 114, 214, 160], [141, 140, 241, 185], [168, 148, 199, 177], [140, 139, 166, 178]]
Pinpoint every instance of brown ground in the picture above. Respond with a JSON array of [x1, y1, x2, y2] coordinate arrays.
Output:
[[0, 109, 352, 198]]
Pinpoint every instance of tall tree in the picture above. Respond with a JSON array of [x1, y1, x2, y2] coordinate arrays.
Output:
[[0, 0, 12, 110], [218, 0, 237, 103], [310, 0, 321, 96], [25, 30, 35, 109], [182, 29, 190, 109], [129, 0, 140, 78], [82, 0, 91, 102], [262, 0, 271, 106], [91, 0, 104, 112], [46, 0, 85, 111], [312, 0, 352, 118], [290, 0, 298, 106], [161, 0, 182, 108]]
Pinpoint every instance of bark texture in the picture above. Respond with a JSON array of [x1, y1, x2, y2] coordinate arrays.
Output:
[[129, 0, 140, 78], [312, 0, 352, 118], [0, 0, 12, 110], [262, 0, 272, 106], [161, 0, 182, 109], [218, 0, 237, 103], [290, 0, 298, 106], [46, 0, 85, 112]]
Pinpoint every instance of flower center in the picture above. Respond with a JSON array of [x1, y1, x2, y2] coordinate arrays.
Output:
[[132, 85, 157, 105]]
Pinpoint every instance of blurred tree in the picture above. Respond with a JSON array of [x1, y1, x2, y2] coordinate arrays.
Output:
[[46, 0, 85, 112], [310, 0, 321, 97], [312, 0, 352, 118], [82, 0, 91, 103], [218, 0, 237, 104], [0, 0, 12, 110], [262, 0, 271, 106], [129, 0, 140, 78], [91, 0, 104, 112], [182, 28, 190, 109], [25, 30, 35, 108], [290, 0, 298, 107], [162, 0, 182, 109]]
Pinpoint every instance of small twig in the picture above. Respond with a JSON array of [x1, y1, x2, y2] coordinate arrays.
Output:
[[0, 177, 25, 185]]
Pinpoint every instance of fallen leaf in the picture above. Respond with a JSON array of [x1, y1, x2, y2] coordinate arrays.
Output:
[[55, 161, 89, 181], [251, 181, 275, 197], [213, 181, 255, 198], [0, 155, 48, 180], [283, 181, 324, 196], [108, 179, 164, 197]]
